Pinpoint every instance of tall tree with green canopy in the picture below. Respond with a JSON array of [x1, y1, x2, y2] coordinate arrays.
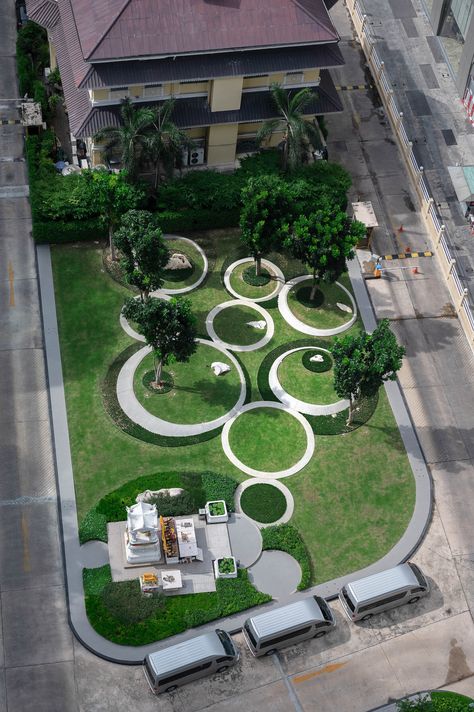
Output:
[[113, 210, 169, 301], [332, 319, 405, 425], [83, 169, 144, 260], [122, 296, 197, 387], [285, 199, 366, 300], [143, 98, 192, 189], [255, 84, 323, 171], [240, 174, 294, 275], [93, 98, 155, 181]]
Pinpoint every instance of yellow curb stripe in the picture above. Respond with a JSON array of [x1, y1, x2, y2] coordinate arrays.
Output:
[[293, 661, 347, 684]]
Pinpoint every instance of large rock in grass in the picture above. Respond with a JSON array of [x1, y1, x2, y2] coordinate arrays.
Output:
[[136, 487, 184, 503], [211, 362, 231, 376], [165, 253, 192, 271]]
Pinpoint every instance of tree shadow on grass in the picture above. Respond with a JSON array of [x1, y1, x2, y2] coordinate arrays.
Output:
[[191, 378, 242, 410]]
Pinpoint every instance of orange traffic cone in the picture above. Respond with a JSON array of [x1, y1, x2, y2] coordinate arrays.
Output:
[[412, 266, 419, 275], [398, 224, 404, 232]]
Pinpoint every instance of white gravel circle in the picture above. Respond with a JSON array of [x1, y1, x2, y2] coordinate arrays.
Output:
[[206, 299, 274, 352], [221, 401, 315, 479], [269, 347, 349, 416], [224, 258, 285, 303], [278, 276, 357, 336]]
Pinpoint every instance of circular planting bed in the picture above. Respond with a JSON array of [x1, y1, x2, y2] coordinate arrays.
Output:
[[224, 258, 284, 302], [142, 370, 174, 394], [278, 351, 338, 406], [302, 348, 332, 373], [222, 402, 314, 478], [133, 343, 242, 424], [160, 236, 208, 294], [240, 483, 287, 524], [279, 276, 357, 336], [206, 299, 274, 352]]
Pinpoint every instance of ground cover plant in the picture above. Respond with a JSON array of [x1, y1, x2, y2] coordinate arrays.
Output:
[[52, 232, 415, 612], [208, 501, 226, 516], [228, 262, 279, 299], [261, 524, 312, 590], [240, 484, 287, 523]]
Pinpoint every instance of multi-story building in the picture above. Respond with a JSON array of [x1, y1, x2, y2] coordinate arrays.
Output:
[[25, 0, 345, 169]]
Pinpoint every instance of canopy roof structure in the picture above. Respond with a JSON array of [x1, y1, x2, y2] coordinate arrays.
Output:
[[447, 165, 474, 203]]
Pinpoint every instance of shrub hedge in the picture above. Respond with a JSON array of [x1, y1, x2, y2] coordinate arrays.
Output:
[[261, 524, 312, 590], [16, 22, 49, 115]]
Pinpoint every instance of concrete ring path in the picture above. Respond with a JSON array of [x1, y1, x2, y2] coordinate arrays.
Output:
[[248, 550, 302, 599], [235, 478, 294, 528], [224, 257, 285, 303], [268, 346, 350, 416], [278, 276, 357, 336], [116, 338, 246, 436], [158, 234, 208, 295], [221, 401, 315, 479], [206, 299, 274, 352]]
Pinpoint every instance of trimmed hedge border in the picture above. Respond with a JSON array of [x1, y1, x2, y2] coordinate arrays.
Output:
[[261, 524, 312, 590], [257, 339, 378, 435]]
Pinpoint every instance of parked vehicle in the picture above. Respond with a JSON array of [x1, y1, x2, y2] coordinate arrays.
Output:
[[143, 628, 239, 694], [242, 596, 336, 657], [339, 562, 430, 622]]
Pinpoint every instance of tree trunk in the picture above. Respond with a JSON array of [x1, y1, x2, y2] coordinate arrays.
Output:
[[346, 395, 354, 427], [310, 268, 318, 301], [109, 224, 116, 261], [154, 355, 163, 385], [255, 254, 262, 276]]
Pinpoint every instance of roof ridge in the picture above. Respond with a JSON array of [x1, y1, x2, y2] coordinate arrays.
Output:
[[291, 0, 339, 42], [83, 0, 133, 61]]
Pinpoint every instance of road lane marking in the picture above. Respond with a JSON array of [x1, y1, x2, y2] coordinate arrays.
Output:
[[8, 261, 15, 306], [21, 512, 31, 572], [293, 661, 347, 684]]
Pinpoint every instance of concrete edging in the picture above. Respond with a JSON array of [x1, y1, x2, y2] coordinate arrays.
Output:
[[223, 257, 285, 303], [37, 244, 432, 665], [205, 299, 274, 352]]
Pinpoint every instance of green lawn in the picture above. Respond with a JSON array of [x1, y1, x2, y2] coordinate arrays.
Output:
[[213, 304, 268, 345], [229, 407, 308, 471], [51, 233, 415, 590], [278, 350, 339, 404], [133, 345, 241, 423], [162, 237, 204, 289], [229, 261, 279, 299], [288, 278, 354, 330], [240, 483, 287, 523]]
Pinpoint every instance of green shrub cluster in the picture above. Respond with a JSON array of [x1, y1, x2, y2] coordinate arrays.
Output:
[[102, 579, 165, 624], [301, 349, 332, 373], [78, 508, 108, 544], [397, 692, 474, 711], [240, 483, 287, 523], [83, 566, 270, 645], [261, 524, 312, 589], [201, 472, 238, 512], [16, 22, 50, 115]]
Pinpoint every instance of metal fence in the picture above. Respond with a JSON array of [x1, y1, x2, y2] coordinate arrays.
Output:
[[347, 0, 474, 352]]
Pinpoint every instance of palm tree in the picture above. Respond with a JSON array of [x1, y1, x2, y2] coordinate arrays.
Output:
[[256, 84, 323, 171], [94, 98, 155, 181], [143, 98, 192, 189]]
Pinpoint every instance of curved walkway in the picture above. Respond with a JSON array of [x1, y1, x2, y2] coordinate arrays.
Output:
[[224, 258, 285, 303], [205, 299, 274, 352], [221, 401, 315, 479], [278, 276, 357, 336], [116, 338, 246, 437], [158, 234, 208, 295], [268, 346, 350, 416], [235, 478, 294, 528], [37, 247, 432, 664]]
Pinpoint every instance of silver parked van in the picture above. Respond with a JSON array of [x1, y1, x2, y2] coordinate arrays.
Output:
[[144, 629, 239, 694], [243, 596, 336, 657], [339, 562, 429, 622]]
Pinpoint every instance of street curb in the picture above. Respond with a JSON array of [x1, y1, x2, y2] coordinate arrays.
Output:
[[36, 244, 433, 664]]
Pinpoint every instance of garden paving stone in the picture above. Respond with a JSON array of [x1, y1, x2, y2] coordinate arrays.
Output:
[[78, 540, 110, 569], [248, 551, 301, 599], [227, 513, 262, 568]]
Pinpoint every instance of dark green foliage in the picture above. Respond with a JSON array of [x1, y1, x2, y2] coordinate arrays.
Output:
[[301, 349, 332, 373], [218, 558, 236, 574], [16, 22, 49, 113], [240, 484, 287, 523], [242, 266, 271, 286], [78, 508, 108, 544], [236, 149, 282, 177], [147, 490, 195, 517], [316, 116, 328, 141], [261, 524, 312, 589], [33, 218, 107, 244], [396, 692, 474, 711], [295, 285, 324, 308], [201, 472, 238, 512], [208, 501, 226, 516], [102, 579, 165, 624], [83, 566, 270, 645]]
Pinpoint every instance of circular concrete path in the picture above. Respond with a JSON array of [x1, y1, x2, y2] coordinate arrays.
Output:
[[227, 513, 262, 568], [221, 401, 315, 478], [206, 299, 274, 352], [158, 235, 208, 295], [235, 478, 294, 528], [248, 550, 302, 599], [269, 346, 350, 416], [278, 276, 357, 336], [116, 338, 247, 436], [224, 258, 285, 303]]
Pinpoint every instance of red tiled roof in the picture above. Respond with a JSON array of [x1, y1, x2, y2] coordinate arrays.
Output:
[[71, 0, 339, 62]]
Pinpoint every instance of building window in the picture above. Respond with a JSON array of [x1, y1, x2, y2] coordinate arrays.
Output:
[[439, 0, 474, 73], [109, 87, 129, 100], [284, 71, 305, 85], [143, 84, 163, 97]]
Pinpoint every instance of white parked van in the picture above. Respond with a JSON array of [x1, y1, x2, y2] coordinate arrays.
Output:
[[144, 629, 239, 694], [243, 596, 336, 657], [339, 562, 429, 622]]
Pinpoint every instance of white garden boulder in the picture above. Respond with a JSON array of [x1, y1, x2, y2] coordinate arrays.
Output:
[[165, 252, 192, 271], [211, 362, 231, 376]]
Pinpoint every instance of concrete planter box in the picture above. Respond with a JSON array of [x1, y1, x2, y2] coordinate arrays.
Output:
[[205, 500, 228, 524], [214, 556, 237, 580]]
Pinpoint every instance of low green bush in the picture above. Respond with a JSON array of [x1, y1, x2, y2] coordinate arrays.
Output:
[[201, 472, 238, 512], [83, 566, 270, 645], [242, 266, 271, 286], [102, 579, 165, 624], [16, 22, 49, 113], [261, 524, 312, 589], [397, 692, 474, 711], [208, 501, 226, 516], [218, 558, 236, 574], [301, 349, 332, 373], [147, 490, 195, 517], [33, 218, 107, 244], [78, 508, 107, 544]]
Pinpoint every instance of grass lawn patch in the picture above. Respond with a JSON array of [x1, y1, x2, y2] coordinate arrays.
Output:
[[213, 304, 268, 346], [261, 524, 312, 589], [278, 350, 339, 405], [133, 344, 241, 424], [228, 261, 278, 299], [162, 237, 204, 288], [229, 407, 308, 472], [240, 484, 287, 523], [84, 565, 271, 645], [288, 279, 353, 330]]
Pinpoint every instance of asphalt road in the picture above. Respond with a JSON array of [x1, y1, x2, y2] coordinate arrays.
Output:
[[1, 0, 474, 710]]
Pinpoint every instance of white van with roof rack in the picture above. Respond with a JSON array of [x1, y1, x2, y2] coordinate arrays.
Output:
[[144, 628, 239, 694], [339, 562, 429, 622]]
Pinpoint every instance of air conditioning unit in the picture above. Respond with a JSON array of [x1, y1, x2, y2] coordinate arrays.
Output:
[[189, 147, 205, 166], [285, 72, 304, 85]]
